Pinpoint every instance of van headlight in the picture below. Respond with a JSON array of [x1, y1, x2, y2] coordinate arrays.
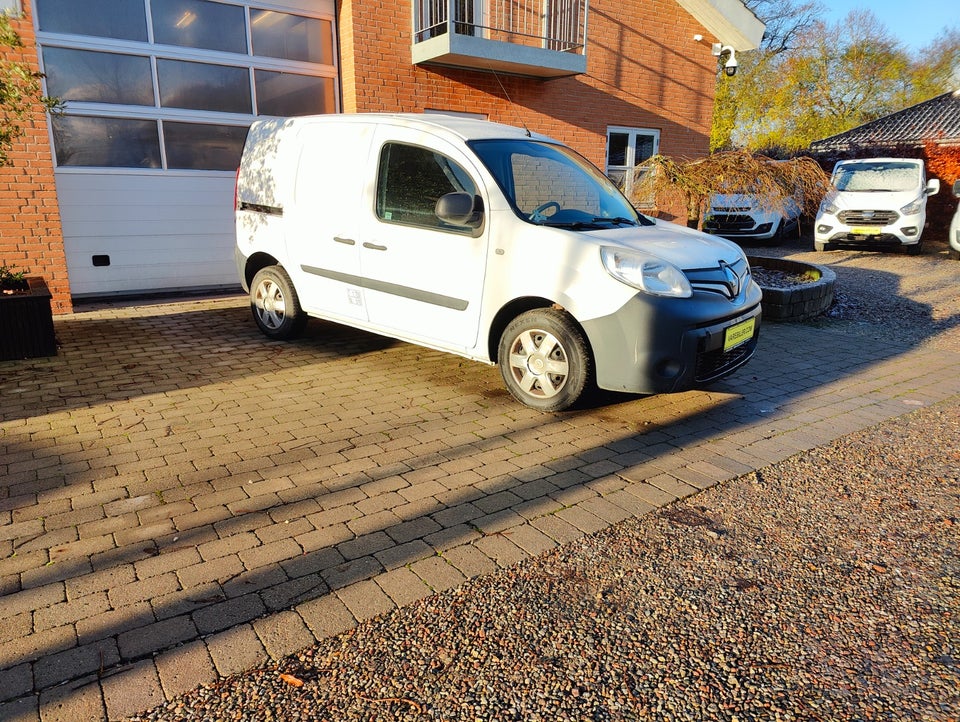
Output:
[[600, 247, 692, 298], [900, 196, 924, 215]]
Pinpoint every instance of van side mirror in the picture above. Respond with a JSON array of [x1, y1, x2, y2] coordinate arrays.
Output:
[[953, 179, 960, 198], [926, 178, 940, 195], [436, 192, 483, 227]]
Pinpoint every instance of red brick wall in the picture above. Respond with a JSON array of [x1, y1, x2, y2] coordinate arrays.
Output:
[[0, 1, 72, 313], [340, 0, 719, 180]]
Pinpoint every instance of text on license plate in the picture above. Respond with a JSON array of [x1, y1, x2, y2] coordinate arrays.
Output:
[[724, 318, 755, 352], [850, 226, 881, 236]]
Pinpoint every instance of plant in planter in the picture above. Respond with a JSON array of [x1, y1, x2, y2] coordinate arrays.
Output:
[[1, 13, 62, 359], [1, 264, 29, 293], [0, 263, 57, 359]]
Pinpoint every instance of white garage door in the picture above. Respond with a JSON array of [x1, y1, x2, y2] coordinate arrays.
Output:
[[35, 0, 338, 297]]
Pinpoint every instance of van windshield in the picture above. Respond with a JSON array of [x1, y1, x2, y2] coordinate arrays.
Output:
[[468, 139, 648, 228], [832, 162, 921, 192]]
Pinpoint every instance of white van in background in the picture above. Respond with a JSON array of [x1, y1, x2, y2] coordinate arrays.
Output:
[[235, 114, 762, 411], [950, 179, 960, 260], [814, 158, 940, 254]]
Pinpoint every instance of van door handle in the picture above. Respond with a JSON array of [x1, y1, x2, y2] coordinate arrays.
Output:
[[363, 242, 387, 251], [333, 236, 355, 245]]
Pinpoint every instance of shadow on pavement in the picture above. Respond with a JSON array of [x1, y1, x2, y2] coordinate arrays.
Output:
[[1, 256, 959, 720]]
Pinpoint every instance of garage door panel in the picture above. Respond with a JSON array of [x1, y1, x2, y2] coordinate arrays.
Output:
[[57, 172, 238, 296], [62, 217, 232, 237]]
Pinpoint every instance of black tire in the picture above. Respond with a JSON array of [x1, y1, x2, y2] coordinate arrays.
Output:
[[814, 240, 829, 252], [905, 241, 923, 256], [250, 266, 307, 340], [949, 248, 960, 261], [498, 308, 591, 412]]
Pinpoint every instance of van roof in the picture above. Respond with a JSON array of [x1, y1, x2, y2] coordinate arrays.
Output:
[[260, 112, 555, 144], [835, 157, 923, 166]]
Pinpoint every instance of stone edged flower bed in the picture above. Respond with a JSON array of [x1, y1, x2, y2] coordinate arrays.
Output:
[[748, 256, 836, 322], [0, 276, 58, 360]]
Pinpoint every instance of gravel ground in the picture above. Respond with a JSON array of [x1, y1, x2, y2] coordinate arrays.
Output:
[[132, 235, 960, 722], [748, 234, 960, 353]]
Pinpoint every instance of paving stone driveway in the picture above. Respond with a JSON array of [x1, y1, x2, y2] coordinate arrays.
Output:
[[1, 292, 958, 721]]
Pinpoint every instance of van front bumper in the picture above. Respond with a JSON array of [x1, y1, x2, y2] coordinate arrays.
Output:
[[581, 290, 762, 395], [814, 213, 924, 247]]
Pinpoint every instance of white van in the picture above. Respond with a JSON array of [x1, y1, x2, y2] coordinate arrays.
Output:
[[950, 180, 960, 261], [814, 157, 940, 254], [235, 114, 761, 411]]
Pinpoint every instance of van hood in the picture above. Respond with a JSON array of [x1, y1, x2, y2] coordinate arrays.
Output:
[[826, 188, 920, 211], [585, 218, 747, 269]]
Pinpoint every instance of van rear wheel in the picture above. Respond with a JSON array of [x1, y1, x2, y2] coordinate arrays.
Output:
[[498, 309, 591, 412], [250, 266, 307, 340]]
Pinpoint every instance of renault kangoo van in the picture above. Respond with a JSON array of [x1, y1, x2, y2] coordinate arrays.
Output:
[[235, 114, 761, 411]]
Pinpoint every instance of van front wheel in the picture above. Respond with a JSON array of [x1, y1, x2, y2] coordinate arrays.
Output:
[[250, 266, 307, 340], [498, 309, 591, 412]]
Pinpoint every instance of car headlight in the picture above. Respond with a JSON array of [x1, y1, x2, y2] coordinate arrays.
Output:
[[819, 200, 839, 216], [600, 247, 692, 298], [900, 197, 924, 215]]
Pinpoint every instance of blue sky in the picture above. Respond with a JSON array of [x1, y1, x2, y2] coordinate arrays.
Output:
[[820, 0, 955, 53]]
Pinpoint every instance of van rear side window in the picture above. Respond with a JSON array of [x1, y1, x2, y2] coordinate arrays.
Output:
[[375, 143, 477, 231]]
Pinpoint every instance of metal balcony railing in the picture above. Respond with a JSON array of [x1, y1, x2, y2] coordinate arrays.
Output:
[[414, 0, 588, 58]]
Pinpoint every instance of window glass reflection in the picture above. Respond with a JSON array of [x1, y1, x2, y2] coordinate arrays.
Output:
[[42, 47, 154, 106], [151, 0, 246, 53], [607, 133, 627, 167], [251, 10, 333, 65], [255, 71, 334, 117], [164, 122, 248, 170], [52, 116, 161, 168], [157, 60, 251, 113], [35, 0, 148, 41]]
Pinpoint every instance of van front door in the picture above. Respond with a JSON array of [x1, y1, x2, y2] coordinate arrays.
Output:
[[359, 129, 489, 350]]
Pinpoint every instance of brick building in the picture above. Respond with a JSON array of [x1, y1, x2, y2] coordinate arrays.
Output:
[[1, 0, 762, 313]]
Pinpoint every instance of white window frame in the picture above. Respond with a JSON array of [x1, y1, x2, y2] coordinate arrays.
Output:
[[605, 126, 660, 204]]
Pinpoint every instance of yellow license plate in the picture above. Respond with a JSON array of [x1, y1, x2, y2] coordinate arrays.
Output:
[[724, 318, 755, 352], [850, 226, 880, 236]]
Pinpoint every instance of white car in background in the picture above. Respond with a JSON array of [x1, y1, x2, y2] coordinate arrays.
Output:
[[703, 191, 801, 243]]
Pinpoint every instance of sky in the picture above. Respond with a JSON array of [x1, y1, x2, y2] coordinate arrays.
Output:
[[820, 0, 954, 53]]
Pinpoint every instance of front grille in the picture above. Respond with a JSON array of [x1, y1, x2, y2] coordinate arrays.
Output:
[[837, 209, 899, 225], [705, 214, 755, 232], [694, 336, 757, 383], [686, 257, 751, 300]]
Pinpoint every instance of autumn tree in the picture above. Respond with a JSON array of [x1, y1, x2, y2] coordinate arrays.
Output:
[[710, 0, 823, 152], [713, 8, 960, 152], [633, 150, 829, 228], [0, 12, 58, 166]]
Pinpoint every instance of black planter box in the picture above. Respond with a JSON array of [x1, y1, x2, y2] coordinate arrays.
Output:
[[0, 276, 58, 360]]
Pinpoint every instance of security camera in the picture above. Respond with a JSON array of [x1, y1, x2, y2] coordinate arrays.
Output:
[[713, 44, 738, 77], [722, 47, 737, 76]]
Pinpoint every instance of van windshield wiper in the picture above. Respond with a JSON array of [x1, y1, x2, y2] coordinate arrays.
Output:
[[540, 216, 645, 230], [591, 216, 638, 226]]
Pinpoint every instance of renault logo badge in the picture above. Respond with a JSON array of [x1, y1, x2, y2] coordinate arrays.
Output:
[[719, 261, 741, 297]]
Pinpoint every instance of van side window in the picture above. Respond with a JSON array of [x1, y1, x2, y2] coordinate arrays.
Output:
[[376, 143, 478, 231]]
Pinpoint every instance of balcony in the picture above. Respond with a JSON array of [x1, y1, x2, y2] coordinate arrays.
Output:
[[412, 0, 588, 79]]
